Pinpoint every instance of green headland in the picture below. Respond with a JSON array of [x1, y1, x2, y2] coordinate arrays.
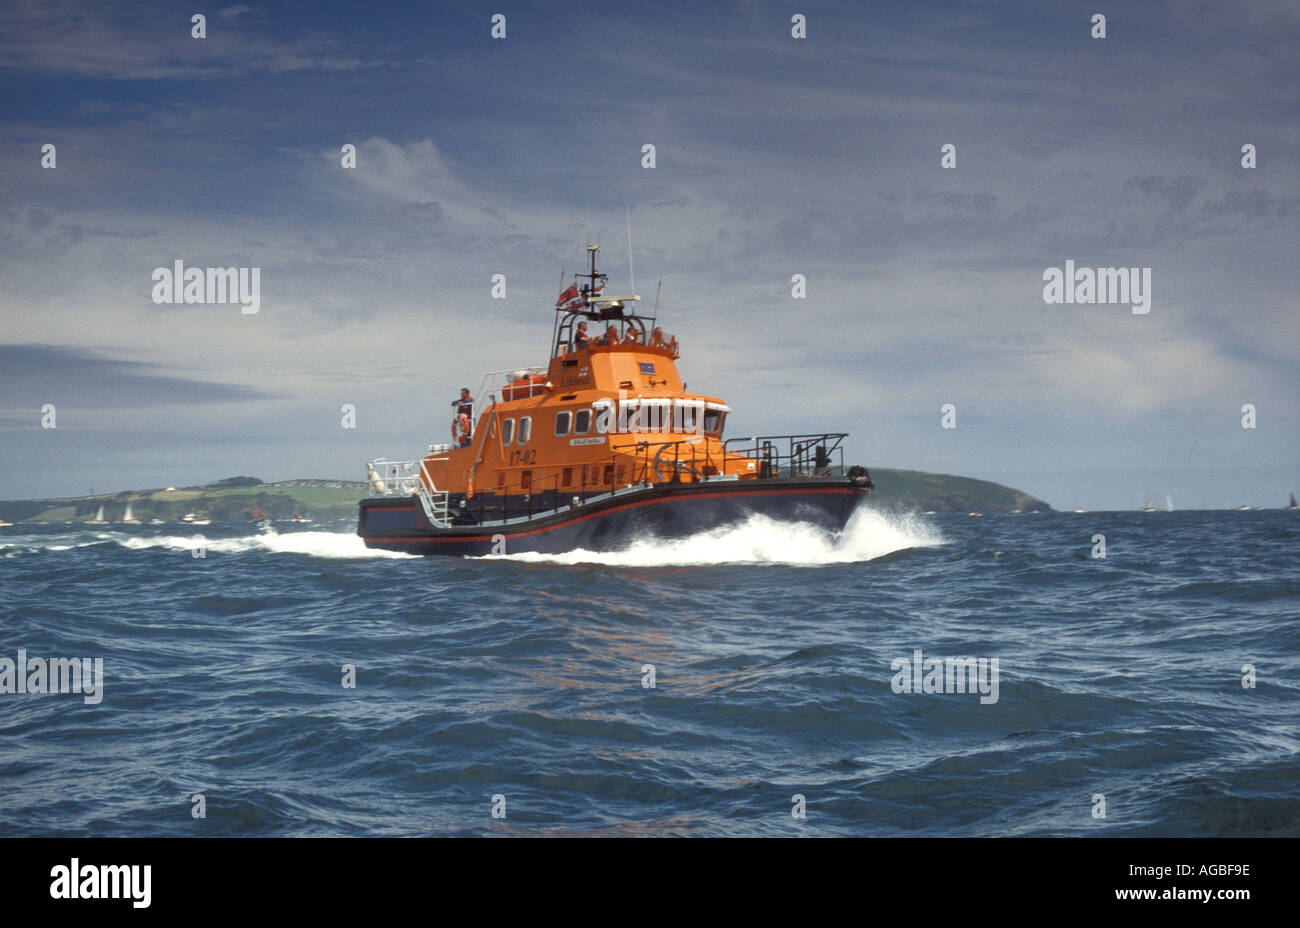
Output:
[[0, 470, 1051, 523]]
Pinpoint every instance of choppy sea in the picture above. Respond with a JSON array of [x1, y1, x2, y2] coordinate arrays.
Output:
[[1, 508, 1296, 837]]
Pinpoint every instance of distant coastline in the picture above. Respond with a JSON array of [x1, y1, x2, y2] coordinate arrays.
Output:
[[0, 477, 365, 524], [0, 470, 1052, 523], [867, 468, 1051, 515]]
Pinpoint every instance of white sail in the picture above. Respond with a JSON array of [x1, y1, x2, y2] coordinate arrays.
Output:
[[95, 505, 104, 521], [1165, 494, 1174, 512]]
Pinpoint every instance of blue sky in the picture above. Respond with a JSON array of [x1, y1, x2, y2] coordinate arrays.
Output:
[[1, 0, 1296, 509]]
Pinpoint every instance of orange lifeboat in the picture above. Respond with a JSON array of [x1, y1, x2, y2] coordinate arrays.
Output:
[[502, 373, 547, 400], [356, 242, 874, 557]]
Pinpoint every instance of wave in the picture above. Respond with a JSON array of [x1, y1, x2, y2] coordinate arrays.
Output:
[[0, 527, 411, 559], [485, 507, 947, 567], [2, 508, 943, 565], [114, 529, 415, 559]]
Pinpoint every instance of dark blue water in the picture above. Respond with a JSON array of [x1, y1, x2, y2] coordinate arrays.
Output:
[[1, 508, 1296, 836]]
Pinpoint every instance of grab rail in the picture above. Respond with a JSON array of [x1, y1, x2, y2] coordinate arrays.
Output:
[[373, 432, 854, 529], [474, 367, 549, 420], [365, 459, 450, 527], [723, 433, 848, 478]]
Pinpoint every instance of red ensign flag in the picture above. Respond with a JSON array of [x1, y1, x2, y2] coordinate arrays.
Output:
[[556, 284, 580, 308]]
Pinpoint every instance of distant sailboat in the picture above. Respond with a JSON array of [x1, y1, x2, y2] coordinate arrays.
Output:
[[1287, 494, 1298, 511], [1165, 494, 1174, 512], [85, 504, 106, 525], [1141, 495, 1157, 512], [122, 501, 139, 524]]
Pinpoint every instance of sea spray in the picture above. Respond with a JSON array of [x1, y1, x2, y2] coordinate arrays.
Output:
[[6, 514, 942, 564], [478, 507, 947, 567], [113, 530, 415, 558]]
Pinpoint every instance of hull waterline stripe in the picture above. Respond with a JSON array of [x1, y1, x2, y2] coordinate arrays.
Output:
[[362, 485, 865, 544]]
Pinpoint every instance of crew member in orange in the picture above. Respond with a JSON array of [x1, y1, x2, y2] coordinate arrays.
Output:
[[597, 324, 619, 346], [651, 327, 666, 348], [622, 327, 641, 345]]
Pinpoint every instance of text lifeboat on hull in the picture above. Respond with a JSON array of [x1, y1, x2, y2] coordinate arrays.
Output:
[[357, 245, 873, 556]]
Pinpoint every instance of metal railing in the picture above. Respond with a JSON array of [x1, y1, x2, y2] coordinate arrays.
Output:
[[612, 439, 726, 485], [367, 433, 852, 531], [365, 459, 450, 527], [474, 368, 549, 422], [722, 433, 849, 478]]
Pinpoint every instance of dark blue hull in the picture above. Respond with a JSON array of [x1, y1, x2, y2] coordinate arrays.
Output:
[[358, 479, 869, 556]]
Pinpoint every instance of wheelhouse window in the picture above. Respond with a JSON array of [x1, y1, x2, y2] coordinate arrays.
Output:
[[501, 418, 515, 446], [675, 399, 704, 434], [518, 416, 532, 445], [704, 409, 725, 434], [574, 409, 591, 435], [643, 399, 670, 433], [555, 411, 571, 436]]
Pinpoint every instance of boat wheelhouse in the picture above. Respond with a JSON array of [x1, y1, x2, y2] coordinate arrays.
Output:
[[358, 245, 872, 556]]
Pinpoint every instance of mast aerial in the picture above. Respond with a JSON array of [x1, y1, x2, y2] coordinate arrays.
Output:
[[626, 205, 635, 293], [546, 243, 649, 356], [577, 243, 608, 304]]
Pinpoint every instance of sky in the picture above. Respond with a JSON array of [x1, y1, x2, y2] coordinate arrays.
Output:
[[0, 0, 1296, 509]]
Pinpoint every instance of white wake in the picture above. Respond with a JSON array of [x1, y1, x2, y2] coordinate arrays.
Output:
[[76, 529, 410, 558], [4, 508, 945, 565], [484, 507, 946, 567], [0, 526, 409, 559]]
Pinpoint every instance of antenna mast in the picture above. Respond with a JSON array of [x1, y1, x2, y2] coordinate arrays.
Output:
[[577, 244, 607, 306], [625, 205, 635, 292]]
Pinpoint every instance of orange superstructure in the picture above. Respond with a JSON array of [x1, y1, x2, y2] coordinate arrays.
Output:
[[423, 341, 755, 502], [416, 244, 765, 504]]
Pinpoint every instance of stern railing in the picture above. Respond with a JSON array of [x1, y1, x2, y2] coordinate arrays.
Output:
[[365, 459, 451, 527]]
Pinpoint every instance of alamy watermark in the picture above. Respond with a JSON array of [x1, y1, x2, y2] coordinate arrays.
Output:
[[0, 650, 103, 704], [50, 859, 149, 908], [890, 648, 999, 704], [1043, 260, 1151, 314], [151, 260, 260, 314]]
